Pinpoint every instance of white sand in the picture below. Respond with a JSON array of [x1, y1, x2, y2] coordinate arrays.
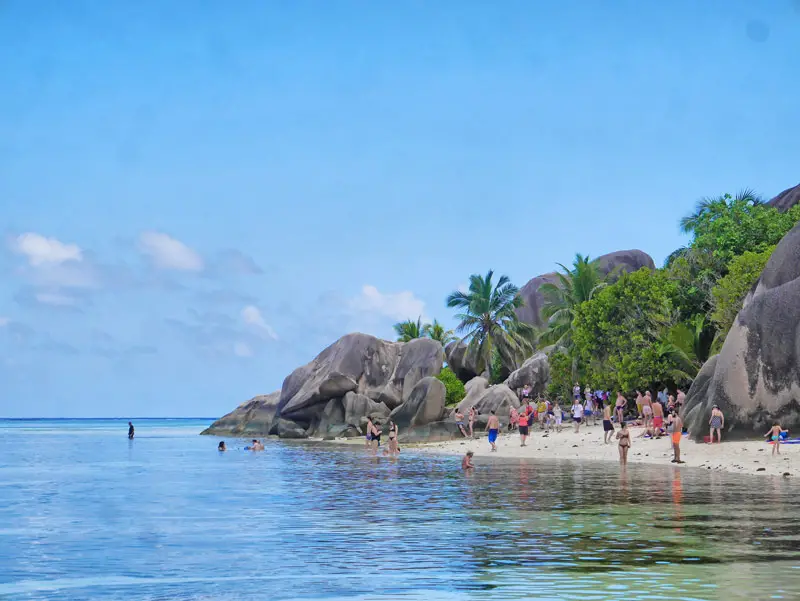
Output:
[[409, 424, 799, 478]]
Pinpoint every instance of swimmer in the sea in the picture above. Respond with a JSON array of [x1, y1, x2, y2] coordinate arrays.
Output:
[[461, 451, 475, 470], [218, 441, 227, 452]]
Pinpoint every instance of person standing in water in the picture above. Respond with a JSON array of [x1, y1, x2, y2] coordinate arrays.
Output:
[[602, 402, 615, 444], [616, 421, 631, 466], [462, 450, 475, 470], [128, 421, 135, 440], [387, 420, 400, 455], [218, 441, 227, 452], [668, 411, 684, 464], [709, 405, 724, 443], [485, 411, 500, 452]]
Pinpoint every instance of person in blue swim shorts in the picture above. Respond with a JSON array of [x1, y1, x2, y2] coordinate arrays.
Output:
[[485, 411, 500, 452]]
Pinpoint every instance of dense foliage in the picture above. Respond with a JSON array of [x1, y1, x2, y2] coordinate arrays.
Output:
[[436, 367, 466, 407], [710, 246, 775, 338], [446, 270, 534, 374], [393, 317, 455, 345], [546, 351, 574, 400]]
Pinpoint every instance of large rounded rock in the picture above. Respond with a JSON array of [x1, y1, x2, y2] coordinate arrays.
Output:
[[516, 249, 655, 326], [682, 222, 800, 440], [277, 333, 443, 421], [767, 183, 800, 212], [389, 377, 446, 429], [472, 384, 520, 415], [201, 392, 280, 436], [445, 341, 483, 382], [455, 376, 489, 413], [504, 352, 550, 396], [343, 391, 391, 426]]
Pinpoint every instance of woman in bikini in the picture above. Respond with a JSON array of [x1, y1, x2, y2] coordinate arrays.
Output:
[[616, 421, 631, 466], [387, 419, 400, 455], [709, 405, 724, 443], [468, 406, 476, 438], [365, 417, 375, 449]]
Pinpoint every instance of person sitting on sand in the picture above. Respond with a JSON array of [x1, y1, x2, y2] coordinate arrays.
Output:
[[709, 405, 724, 443], [667, 412, 684, 464], [454, 410, 469, 438], [766, 423, 787, 455], [462, 450, 475, 470], [572, 398, 583, 433], [485, 411, 500, 452], [616, 421, 631, 466], [218, 441, 227, 452], [603, 402, 614, 444], [518, 410, 530, 446]]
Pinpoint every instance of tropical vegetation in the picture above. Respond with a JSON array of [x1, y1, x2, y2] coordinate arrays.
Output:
[[446, 187, 800, 399], [436, 367, 466, 407], [392, 317, 456, 345]]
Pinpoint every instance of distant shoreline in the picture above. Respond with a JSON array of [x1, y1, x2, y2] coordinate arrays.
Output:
[[0, 417, 218, 421]]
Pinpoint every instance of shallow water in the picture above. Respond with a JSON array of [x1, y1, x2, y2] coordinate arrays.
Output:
[[1, 419, 799, 600]]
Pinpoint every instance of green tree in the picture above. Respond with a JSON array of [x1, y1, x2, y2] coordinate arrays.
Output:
[[572, 268, 682, 392], [446, 270, 534, 375], [436, 367, 466, 407], [422, 319, 457, 346], [546, 351, 576, 400], [680, 190, 800, 265], [710, 246, 775, 338], [393, 317, 424, 342], [539, 253, 606, 353]]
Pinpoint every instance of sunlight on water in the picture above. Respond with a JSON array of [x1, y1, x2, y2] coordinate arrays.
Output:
[[1, 419, 799, 600]]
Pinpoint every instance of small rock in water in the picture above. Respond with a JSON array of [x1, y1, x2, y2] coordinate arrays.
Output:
[[757, 467, 766, 472], [783, 472, 791, 477]]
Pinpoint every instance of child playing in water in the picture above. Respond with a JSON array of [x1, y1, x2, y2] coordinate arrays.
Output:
[[766, 423, 788, 455]]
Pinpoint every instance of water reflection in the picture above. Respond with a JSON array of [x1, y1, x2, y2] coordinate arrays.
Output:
[[1, 423, 799, 600]]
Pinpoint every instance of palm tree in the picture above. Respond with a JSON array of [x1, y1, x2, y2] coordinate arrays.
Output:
[[422, 319, 456, 346], [679, 189, 763, 234], [446, 270, 534, 376], [538, 254, 606, 350], [393, 317, 424, 342]]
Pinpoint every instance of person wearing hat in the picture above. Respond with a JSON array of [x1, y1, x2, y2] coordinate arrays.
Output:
[[709, 405, 724, 443]]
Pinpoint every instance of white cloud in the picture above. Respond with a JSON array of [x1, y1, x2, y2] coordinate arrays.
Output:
[[233, 342, 254, 357], [12, 233, 82, 266], [34, 292, 80, 307], [350, 285, 427, 322], [241, 305, 278, 340], [138, 231, 204, 272]]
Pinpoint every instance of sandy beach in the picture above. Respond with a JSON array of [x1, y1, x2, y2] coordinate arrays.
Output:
[[406, 424, 799, 478]]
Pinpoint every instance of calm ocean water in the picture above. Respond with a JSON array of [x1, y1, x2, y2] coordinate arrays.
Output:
[[1, 418, 799, 601]]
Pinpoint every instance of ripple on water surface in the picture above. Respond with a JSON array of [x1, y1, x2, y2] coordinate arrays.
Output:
[[0, 419, 799, 600]]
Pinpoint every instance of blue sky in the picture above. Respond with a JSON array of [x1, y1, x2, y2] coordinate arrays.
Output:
[[1, 0, 798, 417]]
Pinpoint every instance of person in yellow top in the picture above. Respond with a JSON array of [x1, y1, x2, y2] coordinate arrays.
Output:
[[537, 398, 548, 430]]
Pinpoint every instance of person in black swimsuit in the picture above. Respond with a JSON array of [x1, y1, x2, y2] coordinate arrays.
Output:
[[128, 422, 135, 440]]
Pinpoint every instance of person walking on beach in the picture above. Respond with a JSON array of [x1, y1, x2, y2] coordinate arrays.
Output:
[[668, 411, 684, 464], [635, 390, 643, 420], [572, 398, 583, 433], [709, 406, 724, 443], [454, 410, 469, 438], [538, 397, 549, 430], [603, 402, 615, 444], [485, 411, 500, 452], [518, 409, 530, 446], [616, 421, 631, 466], [468, 406, 476, 438], [462, 450, 475, 470], [583, 393, 596, 426], [573, 382, 581, 400], [509, 406, 519, 432], [767, 423, 787, 455], [553, 401, 563, 433], [128, 421, 135, 440]]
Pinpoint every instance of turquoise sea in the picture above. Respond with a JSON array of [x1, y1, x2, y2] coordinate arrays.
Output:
[[1, 418, 799, 601]]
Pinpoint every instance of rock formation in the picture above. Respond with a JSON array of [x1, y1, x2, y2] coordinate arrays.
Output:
[[516, 249, 655, 326], [445, 341, 483, 382], [203, 333, 445, 439], [767, 183, 800, 212], [201, 392, 280, 436], [682, 222, 800, 440], [504, 352, 550, 396], [455, 376, 489, 413]]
